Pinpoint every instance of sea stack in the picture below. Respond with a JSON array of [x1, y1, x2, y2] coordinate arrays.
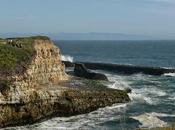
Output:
[[0, 36, 130, 128]]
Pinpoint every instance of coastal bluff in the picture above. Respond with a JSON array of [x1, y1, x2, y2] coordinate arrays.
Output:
[[0, 36, 130, 128]]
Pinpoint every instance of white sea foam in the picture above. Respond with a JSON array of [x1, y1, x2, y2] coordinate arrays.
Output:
[[128, 87, 167, 105], [150, 112, 175, 117], [131, 113, 168, 128], [164, 72, 175, 77], [100, 71, 168, 105], [61, 55, 74, 62], [128, 91, 157, 105], [131, 112, 175, 129]]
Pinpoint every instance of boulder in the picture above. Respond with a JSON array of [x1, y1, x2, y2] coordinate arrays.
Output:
[[124, 88, 132, 93], [74, 63, 108, 81], [63, 61, 74, 67]]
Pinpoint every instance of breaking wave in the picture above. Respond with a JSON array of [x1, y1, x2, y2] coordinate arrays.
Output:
[[131, 112, 175, 129], [101, 72, 166, 105], [61, 55, 74, 62], [164, 72, 175, 77], [131, 113, 168, 128]]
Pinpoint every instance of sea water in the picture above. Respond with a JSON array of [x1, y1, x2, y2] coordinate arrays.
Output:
[[5, 40, 175, 130]]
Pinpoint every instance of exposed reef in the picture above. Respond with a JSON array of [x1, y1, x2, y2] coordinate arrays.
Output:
[[0, 36, 130, 128], [74, 63, 108, 80], [63, 61, 175, 75]]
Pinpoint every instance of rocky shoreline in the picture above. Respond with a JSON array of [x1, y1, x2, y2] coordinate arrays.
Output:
[[0, 36, 130, 128], [0, 82, 130, 128]]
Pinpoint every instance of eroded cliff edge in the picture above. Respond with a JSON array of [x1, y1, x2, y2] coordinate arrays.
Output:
[[0, 36, 130, 128]]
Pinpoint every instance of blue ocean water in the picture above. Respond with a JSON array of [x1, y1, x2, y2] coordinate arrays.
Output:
[[6, 40, 175, 130], [57, 40, 175, 68]]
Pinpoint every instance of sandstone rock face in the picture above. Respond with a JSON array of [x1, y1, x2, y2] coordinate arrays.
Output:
[[28, 39, 68, 84], [0, 38, 68, 118], [0, 39, 68, 103]]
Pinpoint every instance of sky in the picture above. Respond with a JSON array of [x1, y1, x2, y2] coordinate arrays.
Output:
[[0, 0, 175, 39]]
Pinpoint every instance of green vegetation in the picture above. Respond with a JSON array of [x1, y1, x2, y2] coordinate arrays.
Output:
[[0, 41, 34, 72], [7, 36, 50, 41], [0, 36, 49, 73], [30, 36, 50, 40]]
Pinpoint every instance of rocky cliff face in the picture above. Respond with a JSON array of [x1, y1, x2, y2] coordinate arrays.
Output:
[[0, 38, 68, 104], [0, 36, 130, 128]]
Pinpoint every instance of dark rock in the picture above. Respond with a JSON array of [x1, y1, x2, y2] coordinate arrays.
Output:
[[63, 61, 74, 67], [74, 63, 108, 81], [124, 88, 132, 93], [63, 61, 175, 76]]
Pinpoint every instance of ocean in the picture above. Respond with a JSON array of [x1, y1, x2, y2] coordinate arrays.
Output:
[[6, 40, 175, 130]]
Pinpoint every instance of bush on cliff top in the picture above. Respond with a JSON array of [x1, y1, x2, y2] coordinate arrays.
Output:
[[0, 36, 49, 74], [7, 36, 50, 41]]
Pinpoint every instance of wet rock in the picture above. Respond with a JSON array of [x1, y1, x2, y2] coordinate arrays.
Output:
[[74, 63, 108, 81], [63, 61, 74, 67], [63, 61, 175, 76], [124, 88, 132, 93]]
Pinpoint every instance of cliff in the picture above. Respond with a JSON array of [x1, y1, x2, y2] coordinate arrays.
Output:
[[0, 36, 68, 103], [0, 36, 130, 128]]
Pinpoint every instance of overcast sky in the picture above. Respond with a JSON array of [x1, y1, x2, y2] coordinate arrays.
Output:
[[0, 0, 175, 39]]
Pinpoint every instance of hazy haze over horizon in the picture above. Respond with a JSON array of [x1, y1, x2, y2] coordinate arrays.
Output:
[[0, 0, 175, 40]]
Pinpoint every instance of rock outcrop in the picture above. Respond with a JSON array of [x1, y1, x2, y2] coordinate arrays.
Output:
[[0, 36, 130, 128], [63, 61, 175, 76], [74, 63, 108, 81]]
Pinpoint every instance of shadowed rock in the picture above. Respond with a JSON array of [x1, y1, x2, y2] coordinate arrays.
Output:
[[74, 63, 108, 81], [124, 88, 132, 93], [63, 61, 175, 76]]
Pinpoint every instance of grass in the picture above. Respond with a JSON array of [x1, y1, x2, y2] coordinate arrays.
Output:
[[7, 36, 50, 41], [0, 41, 34, 73], [0, 36, 50, 74]]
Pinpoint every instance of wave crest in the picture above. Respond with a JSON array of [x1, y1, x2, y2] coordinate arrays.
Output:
[[164, 72, 175, 77], [131, 113, 168, 128], [61, 55, 74, 62]]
